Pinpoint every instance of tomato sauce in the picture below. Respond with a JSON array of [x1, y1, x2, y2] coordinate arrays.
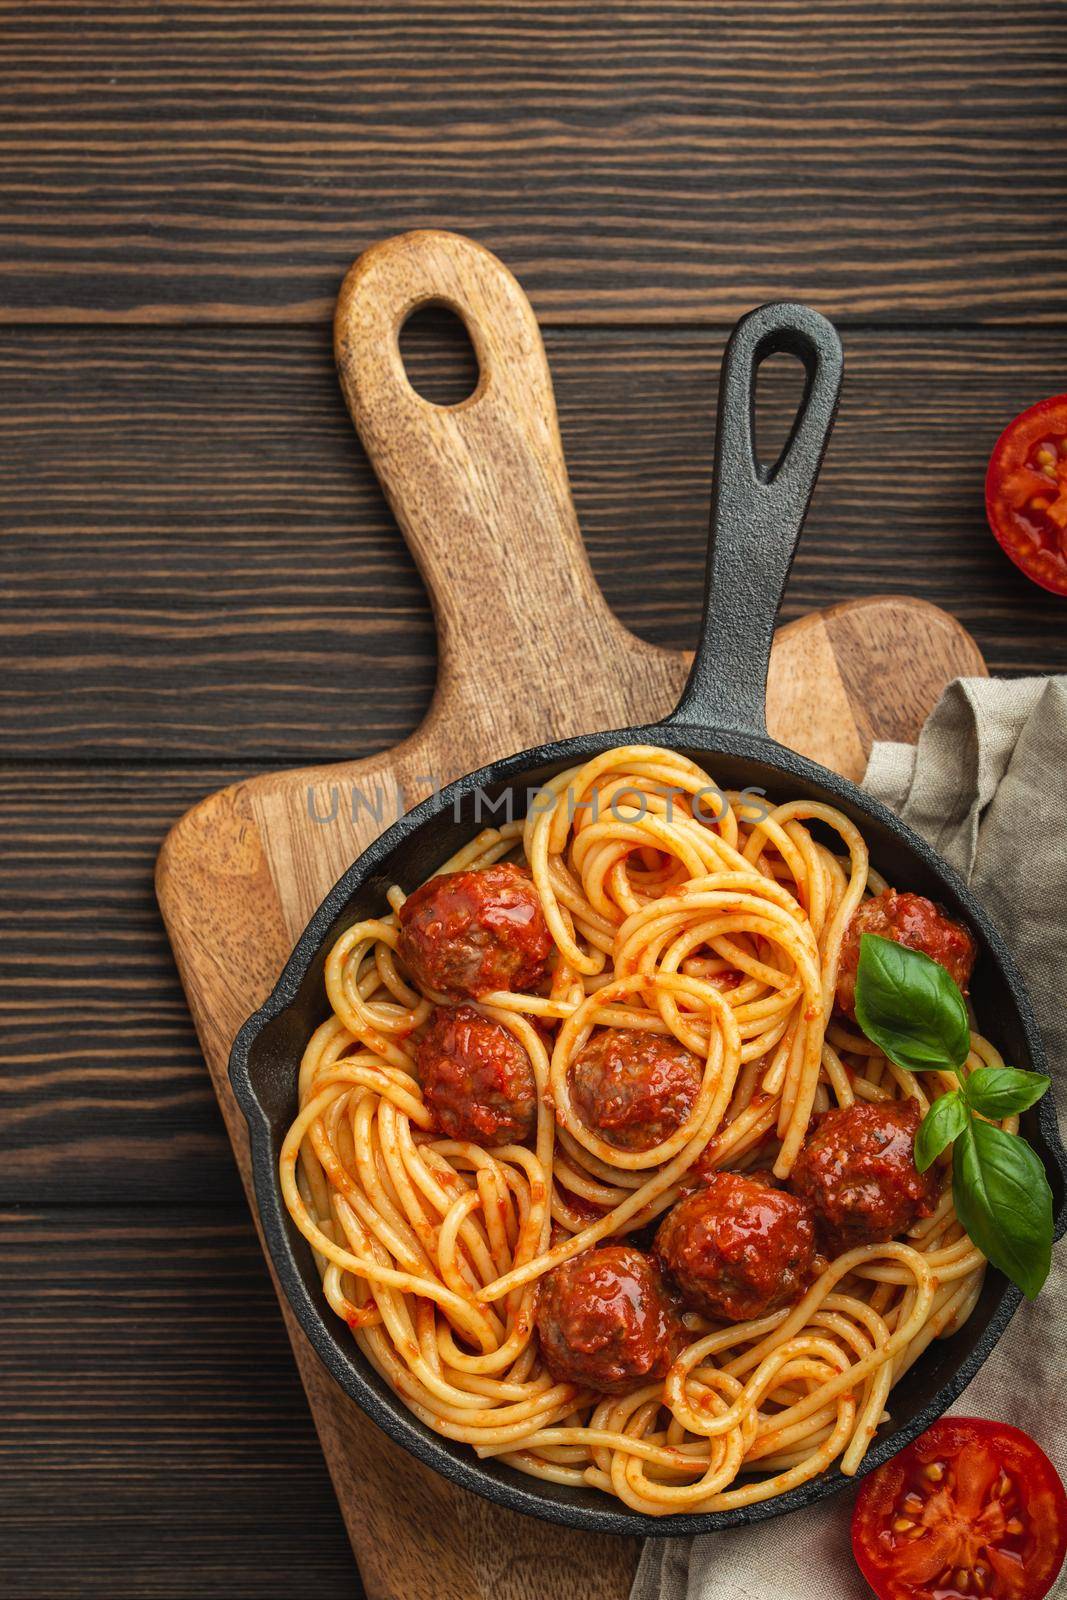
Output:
[[535, 1245, 680, 1395], [416, 1003, 537, 1145], [837, 890, 976, 1020], [654, 1170, 816, 1322], [790, 1099, 939, 1253], [569, 1027, 703, 1152], [398, 862, 552, 998]]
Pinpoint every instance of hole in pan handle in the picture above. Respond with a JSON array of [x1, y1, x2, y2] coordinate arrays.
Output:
[[664, 301, 844, 739]]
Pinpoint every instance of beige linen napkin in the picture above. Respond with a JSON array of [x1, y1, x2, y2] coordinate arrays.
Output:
[[632, 677, 1067, 1600]]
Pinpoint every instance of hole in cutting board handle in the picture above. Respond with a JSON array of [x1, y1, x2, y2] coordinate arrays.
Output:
[[752, 349, 808, 476], [398, 304, 481, 407]]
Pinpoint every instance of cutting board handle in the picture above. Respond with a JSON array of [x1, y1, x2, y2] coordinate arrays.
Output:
[[334, 230, 670, 751]]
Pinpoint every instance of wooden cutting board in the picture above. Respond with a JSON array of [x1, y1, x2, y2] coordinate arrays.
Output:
[[156, 230, 987, 1600]]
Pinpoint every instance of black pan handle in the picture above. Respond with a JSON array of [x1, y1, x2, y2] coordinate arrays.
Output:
[[662, 302, 843, 737]]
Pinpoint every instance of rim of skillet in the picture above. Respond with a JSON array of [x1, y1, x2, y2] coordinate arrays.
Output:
[[230, 718, 1067, 1538]]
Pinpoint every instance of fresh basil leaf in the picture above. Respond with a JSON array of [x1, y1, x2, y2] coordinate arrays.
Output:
[[952, 1119, 1054, 1300], [854, 933, 971, 1073], [914, 1092, 969, 1172], [963, 1067, 1051, 1120]]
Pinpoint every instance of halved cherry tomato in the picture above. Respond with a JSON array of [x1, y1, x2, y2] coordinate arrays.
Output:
[[852, 1417, 1067, 1600], [986, 394, 1067, 596]]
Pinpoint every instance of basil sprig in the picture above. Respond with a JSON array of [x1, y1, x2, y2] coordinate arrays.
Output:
[[854, 932, 1054, 1300], [854, 932, 971, 1072]]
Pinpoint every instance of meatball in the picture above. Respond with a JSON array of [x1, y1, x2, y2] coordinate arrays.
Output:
[[789, 1099, 939, 1253], [416, 1004, 536, 1146], [569, 1028, 704, 1152], [654, 1171, 816, 1323], [535, 1244, 679, 1395], [398, 862, 552, 1000], [836, 889, 976, 1019]]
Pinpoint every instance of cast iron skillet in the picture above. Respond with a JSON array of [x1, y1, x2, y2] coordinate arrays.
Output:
[[231, 301, 1067, 1536]]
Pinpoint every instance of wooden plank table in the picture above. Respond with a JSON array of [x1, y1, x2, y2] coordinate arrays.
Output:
[[2, 6, 1066, 1596]]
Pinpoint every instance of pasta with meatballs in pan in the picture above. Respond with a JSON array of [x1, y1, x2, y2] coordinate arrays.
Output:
[[280, 743, 1026, 1516]]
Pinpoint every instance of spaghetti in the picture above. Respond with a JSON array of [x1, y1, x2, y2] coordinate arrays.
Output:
[[280, 744, 998, 1515]]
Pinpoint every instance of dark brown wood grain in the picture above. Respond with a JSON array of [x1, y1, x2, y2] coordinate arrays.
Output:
[[1, 2, 1065, 324], [0, 1208, 355, 1599], [0, 765, 252, 1205], [1, 324, 1065, 761]]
